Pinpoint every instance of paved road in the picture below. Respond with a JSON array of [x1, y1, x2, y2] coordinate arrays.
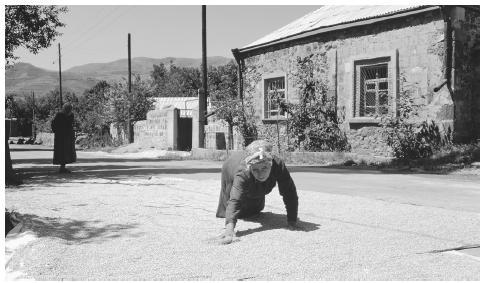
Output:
[[5, 145, 480, 280]]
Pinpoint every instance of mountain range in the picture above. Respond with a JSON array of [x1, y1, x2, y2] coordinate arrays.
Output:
[[5, 56, 233, 98]]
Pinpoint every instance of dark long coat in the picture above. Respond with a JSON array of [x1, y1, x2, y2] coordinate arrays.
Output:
[[51, 112, 77, 165]]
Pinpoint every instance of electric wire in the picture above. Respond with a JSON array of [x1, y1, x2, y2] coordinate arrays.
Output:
[[52, 6, 129, 65]]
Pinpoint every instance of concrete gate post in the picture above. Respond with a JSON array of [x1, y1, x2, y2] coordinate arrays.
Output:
[[191, 106, 200, 149]]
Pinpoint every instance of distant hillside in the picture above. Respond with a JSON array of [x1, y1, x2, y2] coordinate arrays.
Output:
[[6, 56, 233, 98], [5, 62, 98, 98]]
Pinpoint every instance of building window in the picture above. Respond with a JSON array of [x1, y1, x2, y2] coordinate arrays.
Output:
[[264, 77, 286, 119], [354, 58, 392, 118]]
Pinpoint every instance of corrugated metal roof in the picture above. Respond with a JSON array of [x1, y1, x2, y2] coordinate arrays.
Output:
[[153, 97, 198, 117], [242, 5, 429, 50]]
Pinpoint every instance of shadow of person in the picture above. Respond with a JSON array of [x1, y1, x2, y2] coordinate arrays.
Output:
[[236, 211, 320, 238], [18, 213, 142, 245]]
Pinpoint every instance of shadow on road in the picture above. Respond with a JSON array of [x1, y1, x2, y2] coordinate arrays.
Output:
[[12, 150, 466, 191], [20, 213, 143, 244], [9, 162, 221, 191], [236, 212, 320, 237], [14, 157, 182, 164], [15, 164, 220, 182]]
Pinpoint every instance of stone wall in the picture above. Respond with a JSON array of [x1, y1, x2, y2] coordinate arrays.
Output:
[[133, 107, 179, 150], [192, 106, 244, 150], [204, 120, 243, 150], [241, 9, 466, 156], [346, 126, 392, 157]]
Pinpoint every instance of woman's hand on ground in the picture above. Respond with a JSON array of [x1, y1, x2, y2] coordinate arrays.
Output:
[[218, 229, 237, 245], [217, 222, 238, 245]]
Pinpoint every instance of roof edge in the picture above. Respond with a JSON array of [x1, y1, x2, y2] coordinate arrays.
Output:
[[238, 5, 439, 55]]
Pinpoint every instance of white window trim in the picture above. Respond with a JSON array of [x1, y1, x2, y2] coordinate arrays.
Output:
[[261, 72, 288, 121], [348, 49, 399, 124]]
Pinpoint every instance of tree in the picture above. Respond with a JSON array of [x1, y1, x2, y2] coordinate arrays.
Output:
[[209, 61, 258, 148], [5, 5, 68, 185], [108, 75, 155, 142], [77, 81, 111, 138], [208, 61, 239, 149], [150, 62, 201, 97], [5, 5, 68, 65], [4, 93, 36, 137], [32, 89, 78, 133]]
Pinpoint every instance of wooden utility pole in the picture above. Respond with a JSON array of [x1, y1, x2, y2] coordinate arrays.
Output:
[[127, 33, 132, 143], [199, 5, 207, 148], [58, 43, 63, 108], [32, 91, 36, 139]]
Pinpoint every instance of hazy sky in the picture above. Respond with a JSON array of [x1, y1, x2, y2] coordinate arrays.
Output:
[[13, 5, 320, 71]]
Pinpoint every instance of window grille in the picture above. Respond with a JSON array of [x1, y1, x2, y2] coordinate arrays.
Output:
[[264, 77, 286, 119], [356, 62, 390, 117]]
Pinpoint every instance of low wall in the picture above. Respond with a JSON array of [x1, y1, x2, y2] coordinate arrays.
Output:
[[192, 106, 244, 150], [191, 148, 393, 165], [191, 148, 244, 161]]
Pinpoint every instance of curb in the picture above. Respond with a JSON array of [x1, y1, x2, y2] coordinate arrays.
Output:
[[5, 222, 37, 281], [5, 221, 25, 267], [5, 220, 37, 269]]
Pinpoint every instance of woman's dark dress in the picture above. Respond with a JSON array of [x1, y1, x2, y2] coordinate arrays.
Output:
[[51, 112, 77, 165]]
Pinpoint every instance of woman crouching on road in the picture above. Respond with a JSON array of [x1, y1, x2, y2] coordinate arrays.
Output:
[[215, 140, 299, 244]]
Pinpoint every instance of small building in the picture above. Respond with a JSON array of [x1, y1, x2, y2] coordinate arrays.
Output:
[[152, 97, 199, 117], [132, 97, 199, 151], [232, 5, 479, 156]]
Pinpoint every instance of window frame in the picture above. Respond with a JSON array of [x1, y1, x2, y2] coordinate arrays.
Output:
[[358, 62, 390, 117], [348, 50, 399, 125], [262, 73, 288, 121]]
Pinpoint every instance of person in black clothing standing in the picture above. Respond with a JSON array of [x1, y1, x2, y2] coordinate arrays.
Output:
[[51, 103, 77, 173], [215, 140, 299, 244]]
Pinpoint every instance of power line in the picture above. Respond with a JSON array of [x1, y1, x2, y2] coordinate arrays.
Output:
[[63, 7, 127, 53], [61, 6, 121, 51], [60, 6, 111, 48], [52, 6, 129, 64]]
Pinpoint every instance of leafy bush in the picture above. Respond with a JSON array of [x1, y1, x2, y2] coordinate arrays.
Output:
[[76, 132, 123, 149], [381, 92, 451, 160], [286, 55, 350, 152]]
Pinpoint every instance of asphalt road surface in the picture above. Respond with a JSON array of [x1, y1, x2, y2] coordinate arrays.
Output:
[[5, 145, 480, 280]]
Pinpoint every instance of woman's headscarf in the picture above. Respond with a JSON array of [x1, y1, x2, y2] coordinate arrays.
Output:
[[244, 140, 274, 165]]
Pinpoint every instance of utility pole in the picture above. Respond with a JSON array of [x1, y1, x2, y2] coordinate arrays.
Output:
[[199, 5, 207, 148], [8, 98, 12, 138], [32, 91, 36, 139], [127, 33, 132, 143], [58, 43, 63, 108]]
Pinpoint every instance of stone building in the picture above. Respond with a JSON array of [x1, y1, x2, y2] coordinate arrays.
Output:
[[232, 5, 479, 156]]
